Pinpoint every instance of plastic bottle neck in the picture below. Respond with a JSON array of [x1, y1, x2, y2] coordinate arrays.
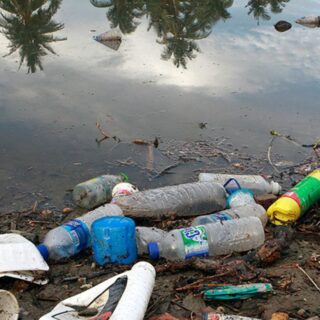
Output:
[[37, 244, 49, 261]]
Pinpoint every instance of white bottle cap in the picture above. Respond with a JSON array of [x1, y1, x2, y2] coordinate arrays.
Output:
[[270, 181, 282, 195]]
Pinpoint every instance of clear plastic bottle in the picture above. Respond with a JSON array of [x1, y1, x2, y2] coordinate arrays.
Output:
[[192, 204, 267, 227], [199, 173, 281, 196], [148, 217, 265, 261], [202, 313, 260, 320], [72, 174, 124, 209], [113, 182, 227, 219], [37, 204, 123, 260], [136, 227, 168, 255]]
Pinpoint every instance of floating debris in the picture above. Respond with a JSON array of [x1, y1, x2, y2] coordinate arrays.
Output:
[[93, 29, 122, 51], [296, 16, 320, 28], [90, 0, 112, 7], [274, 20, 292, 32]]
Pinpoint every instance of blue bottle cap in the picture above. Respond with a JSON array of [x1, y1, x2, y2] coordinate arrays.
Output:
[[37, 244, 49, 261], [148, 242, 160, 260]]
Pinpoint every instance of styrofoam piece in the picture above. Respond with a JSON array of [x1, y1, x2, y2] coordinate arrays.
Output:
[[0, 290, 19, 320], [0, 272, 48, 285], [0, 234, 49, 272], [40, 261, 156, 320]]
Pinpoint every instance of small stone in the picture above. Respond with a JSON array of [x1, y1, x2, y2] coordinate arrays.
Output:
[[91, 262, 96, 269], [63, 207, 73, 214], [80, 283, 93, 289], [216, 306, 225, 314], [271, 312, 289, 320], [78, 277, 87, 284], [255, 194, 278, 209], [297, 309, 306, 317], [41, 209, 52, 216]]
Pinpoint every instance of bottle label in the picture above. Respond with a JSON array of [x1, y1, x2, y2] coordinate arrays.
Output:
[[282, 174, 320, 215], [63, 220, 90, 253], [210, 212, 232, 222], [181, 226, 209, 259]]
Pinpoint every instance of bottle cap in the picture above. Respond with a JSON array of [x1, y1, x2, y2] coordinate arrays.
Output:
[[37, 244, 49, 261], [270, 181, 282, 195], [148, 242, 160, 260]]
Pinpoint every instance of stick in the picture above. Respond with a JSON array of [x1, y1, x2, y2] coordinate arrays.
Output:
[[95, 121, 110, 144], [297, 264, 320, 292], [267, 137, 280, 173]]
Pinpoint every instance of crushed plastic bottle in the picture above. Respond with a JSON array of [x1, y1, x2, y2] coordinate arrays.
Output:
[[37, 204, 123, 260], [40, 261, 155, 320], [148, 217, 265, 261], [72, 174, 125, 209], [192, 204, 267, 227], [113, 182, 227, 219], [296, 16, 320, 28], [267, 169, 320, 225], [199, 173, 281, 196], [136, 227, 168, 255]]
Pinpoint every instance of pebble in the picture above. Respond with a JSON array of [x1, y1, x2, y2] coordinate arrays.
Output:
[[80, 283, 93, 289], [63, 207, 73, 214], [297, 309, 306, 317]]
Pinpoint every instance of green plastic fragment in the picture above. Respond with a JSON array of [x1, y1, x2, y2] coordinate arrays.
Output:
[[204, 283, 273, 301], [119, 173, 129, 182]]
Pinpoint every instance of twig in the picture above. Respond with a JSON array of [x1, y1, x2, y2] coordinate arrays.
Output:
[[95, 121, 110, 144], [170, 300, 193, 313], [297, 264, 320, 292], [267, 137, 280, 173], [152, 163, 180, 179]]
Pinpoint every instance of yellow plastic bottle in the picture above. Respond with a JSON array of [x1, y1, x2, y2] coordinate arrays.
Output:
[[267, 169, 320, 225]]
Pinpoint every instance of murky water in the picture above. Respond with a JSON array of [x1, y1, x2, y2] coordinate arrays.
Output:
[[0, 0, 319, 211]]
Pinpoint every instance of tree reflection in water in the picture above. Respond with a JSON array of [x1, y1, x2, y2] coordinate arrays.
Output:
[[0, 0, 65, 73], [92, 0, 289, 68]]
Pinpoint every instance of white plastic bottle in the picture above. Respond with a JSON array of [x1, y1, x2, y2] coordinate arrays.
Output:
[[199, 173, 281, 195], [73, 174, 124, 209], [192, 204, 268, 227], [148, 217, 265, 261], [136, 227, 168, 255], [37, 204, 123, 260], [40, 261, 155, 320], [113, 182, 227, 219]]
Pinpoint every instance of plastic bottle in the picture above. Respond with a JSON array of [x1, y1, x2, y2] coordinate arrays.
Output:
[[222, 178, 256, 208], [136, 227, 168, 255], [202, 313, 260, 320], [92, 217, 137, 266], [199, 173, 281, 196], [40, 261, 155, 320], [148, 217, 265, 261], [192, 204, 267, 227], [72, 174, 125, 209], [37, 204, 123, 260], [113, 182, 227, 219], [267, 169, 320, 225]]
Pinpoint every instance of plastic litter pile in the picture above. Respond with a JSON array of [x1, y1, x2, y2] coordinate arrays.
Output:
[[1, 170, 320, 320]]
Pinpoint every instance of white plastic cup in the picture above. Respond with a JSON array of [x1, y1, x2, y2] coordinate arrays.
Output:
[[0, 290, 19, 320]]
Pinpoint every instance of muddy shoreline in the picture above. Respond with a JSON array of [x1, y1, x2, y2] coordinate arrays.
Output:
[[0, 142, 319, 319]]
